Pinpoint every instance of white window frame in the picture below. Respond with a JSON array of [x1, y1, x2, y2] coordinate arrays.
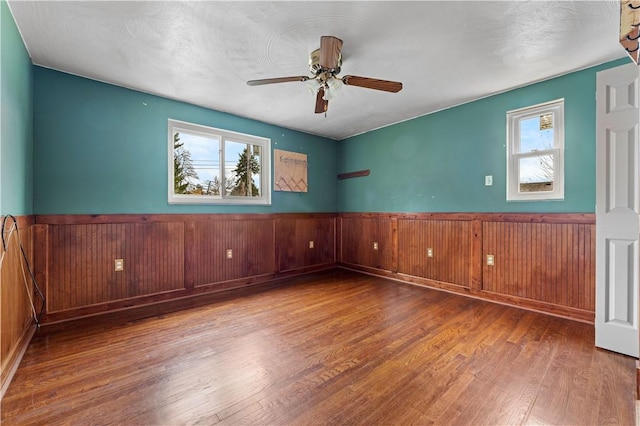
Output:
[[506, 99, 564, 201], [168, 119, 271, 205]]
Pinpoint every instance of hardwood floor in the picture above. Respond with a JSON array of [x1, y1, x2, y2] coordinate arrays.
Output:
[[1, 269, 635, 425]]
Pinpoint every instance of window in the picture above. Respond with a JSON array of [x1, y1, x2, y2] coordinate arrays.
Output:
[[507, 99, 564, 201], [168, 119, 271, 205]]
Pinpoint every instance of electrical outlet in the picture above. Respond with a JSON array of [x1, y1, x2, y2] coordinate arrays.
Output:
[[309, 240, 314, 249], [427, 248, 434, 258], [373, 242, 379, 250], [114, 259, 124, 271], [486, 255, 495, 266], [226, 249, 233, 259]]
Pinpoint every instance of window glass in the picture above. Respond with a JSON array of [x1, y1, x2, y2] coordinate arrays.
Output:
[[225, 140, 261, 197], [519, 116, 553, 153], [174, 131, 221, 196], [518, 155, 554, 193]]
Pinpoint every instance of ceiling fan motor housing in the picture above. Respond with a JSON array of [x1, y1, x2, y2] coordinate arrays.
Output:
[[309, 48, 342, 76]]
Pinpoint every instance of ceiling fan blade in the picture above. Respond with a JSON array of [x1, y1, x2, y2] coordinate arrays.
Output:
[[342, 75, 403, 93], [315, 88, 328, 114], [319, 36, 343, 70], [247, 76, 309, 86]]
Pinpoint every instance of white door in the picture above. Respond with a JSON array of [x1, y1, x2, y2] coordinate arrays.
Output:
[[596, 62, 639, 358]]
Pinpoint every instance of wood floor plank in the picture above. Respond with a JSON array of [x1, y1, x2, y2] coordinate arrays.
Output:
[[0, 269, 635, 425]]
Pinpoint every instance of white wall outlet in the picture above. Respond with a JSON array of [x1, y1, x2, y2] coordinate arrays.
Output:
[[485, 175, 493, 186], [309, 240, 314, 249], [427, 247, 434, 257], [114, 259, 124, 271], [486, 254, 495, 266], [373, 242, 379, 250], [226, 249, 233, 259]]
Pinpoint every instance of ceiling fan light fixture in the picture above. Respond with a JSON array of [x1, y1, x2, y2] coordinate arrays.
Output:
[[305, 78, 322, 95], [322, 77, 343, 100], [328, 77, 343, 92], [322, 86, 334, 101]]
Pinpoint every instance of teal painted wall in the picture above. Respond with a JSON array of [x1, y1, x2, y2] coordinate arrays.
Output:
[[338, 58, 631, 213], [1, 1, 33, 215], [33, 67, 338, 214], [31, 53, 632, 215]]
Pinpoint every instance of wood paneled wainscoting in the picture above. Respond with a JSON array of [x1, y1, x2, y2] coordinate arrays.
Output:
[[338, 212, 596, 322], [34, 213, 336, 324], [0, 215, 36, 398]]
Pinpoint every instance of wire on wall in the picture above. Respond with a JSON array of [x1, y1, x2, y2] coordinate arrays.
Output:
[[1, 215, 45, 328]]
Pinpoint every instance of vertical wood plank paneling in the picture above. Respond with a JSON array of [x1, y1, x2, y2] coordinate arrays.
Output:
[[187, 221, 215, 286], [341, 217, 393, 271], [276, 219, 296, 271], [482, 221, 595, 311], [469, 220, 483, 291], [113, 223, 125, 303], [33, 224, 48, 305], [397, 219, 471, 287], [335, 217, 341, 264], [1, 219, 35, 390], [250, 219, 277, 276], [294, 218, 335, 270], [47, 223, 185, 312], [190, 219, 275, 287], [127, 223, 184, 297], [340, 217, 355, 266], [276, 218, 335, 272], [183, 221, 195, 290], [391, 217, 398, 273]]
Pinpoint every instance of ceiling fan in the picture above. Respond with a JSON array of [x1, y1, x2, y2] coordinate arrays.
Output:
[[247, 36, 403, 114]]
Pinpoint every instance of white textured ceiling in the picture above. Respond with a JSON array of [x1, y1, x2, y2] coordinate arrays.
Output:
[[8, 1, 626, 140]]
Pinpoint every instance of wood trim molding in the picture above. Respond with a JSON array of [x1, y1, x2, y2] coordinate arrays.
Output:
[[0, 325, 36, 400], [1, 214, 35, 229], [36, 212, 338, 225], [338, 212, 595, 224]]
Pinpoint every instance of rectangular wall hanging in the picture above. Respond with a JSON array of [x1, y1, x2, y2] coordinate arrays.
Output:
[[274, 149, 308, 192]]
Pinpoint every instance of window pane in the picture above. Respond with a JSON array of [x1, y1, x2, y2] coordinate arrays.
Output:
[[252, 144, 261, 194], [519, 115, 554, 153], [519, 155, 554, 192], [173, 131, 220, 195], [225, 140, 261, 197]]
